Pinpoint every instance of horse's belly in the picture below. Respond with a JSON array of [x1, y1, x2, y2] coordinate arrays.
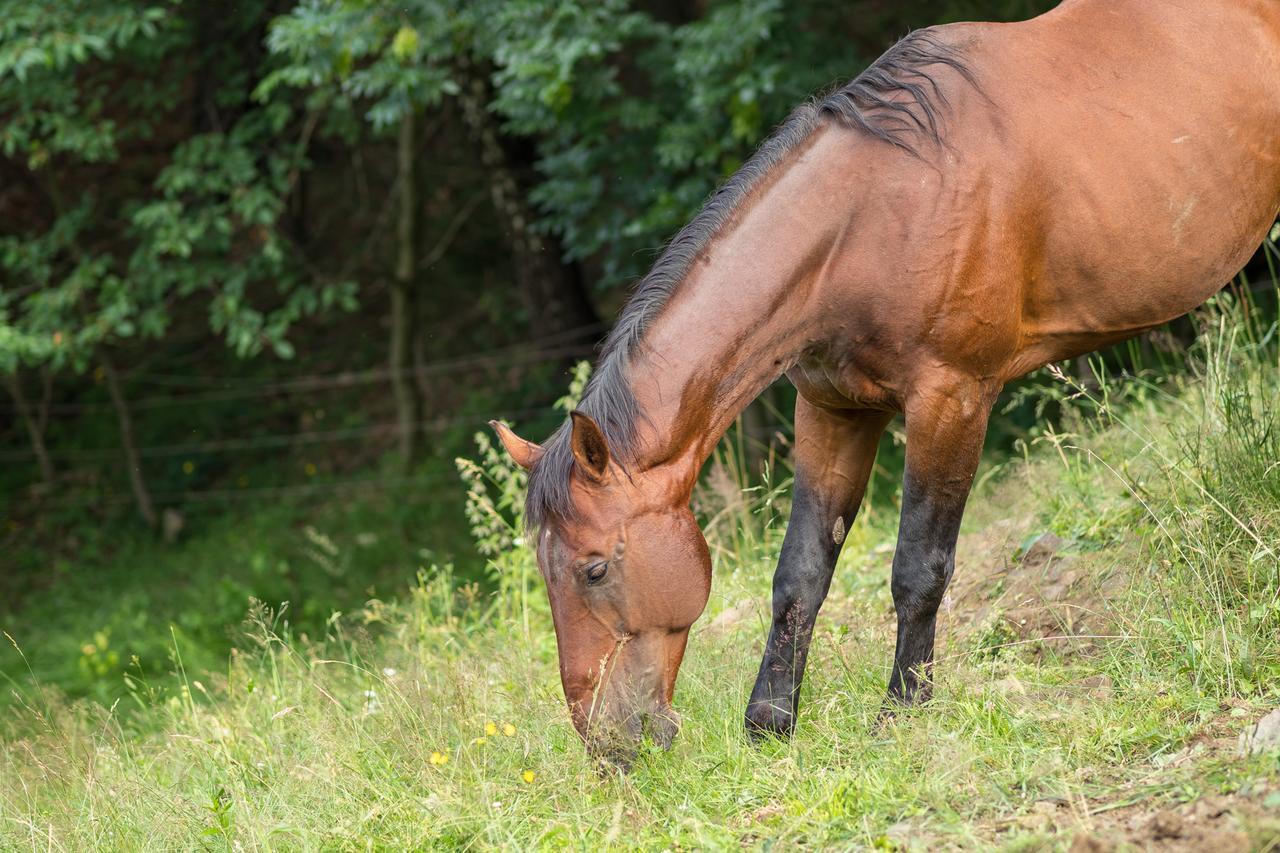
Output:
[[988, 0, 1280, 363], [1016, 135, 1280, 367], [1032, 188, 1278, 348]]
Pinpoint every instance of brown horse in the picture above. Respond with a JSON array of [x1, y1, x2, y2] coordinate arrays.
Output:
[[492, 0, 1280, 765]]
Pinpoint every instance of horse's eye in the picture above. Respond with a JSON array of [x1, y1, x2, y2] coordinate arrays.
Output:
[[584, 561, 609, 584]]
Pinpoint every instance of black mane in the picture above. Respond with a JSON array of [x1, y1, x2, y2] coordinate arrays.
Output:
[[524, 30, 974, 532]]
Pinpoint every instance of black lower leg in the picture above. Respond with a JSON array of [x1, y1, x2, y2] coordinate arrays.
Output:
[[888, 613, 944, 704], [744, 403, 888, 739], [745, 484, 844, 737], [885, 386, 992, 707], [886, 489, 959, 705]]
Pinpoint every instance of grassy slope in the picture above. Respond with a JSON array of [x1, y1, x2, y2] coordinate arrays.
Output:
[[0, 475, 477, 706], [3, 311, 1280, 850]]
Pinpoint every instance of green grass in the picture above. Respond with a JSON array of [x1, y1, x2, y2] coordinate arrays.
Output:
[[2, 532, 1275, 849], [0, 472, 475, 706], [1019, 297, 1280, 697], [3, 299, 1280, 849]]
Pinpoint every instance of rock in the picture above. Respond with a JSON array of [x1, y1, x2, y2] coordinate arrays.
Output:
[[1016, 800, 1062, 834], [749, 803, 784, 824], [1149, 809, 1184, 840], [161, 507, 185, 544], [1031, 800, 1060, 817], [993, 675, 1028, 696], [1069, 833, 1115, 853], [1017, 532, 1064, 567], [883, 820, 914, 843], [1152, 743, 1203, 768], [1076, 674, 1114, 699], [1237, 708, 1280, 756], [704, 599, 755, 635]]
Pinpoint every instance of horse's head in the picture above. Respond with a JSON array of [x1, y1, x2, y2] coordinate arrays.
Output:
[[491, 413, 711, 768]]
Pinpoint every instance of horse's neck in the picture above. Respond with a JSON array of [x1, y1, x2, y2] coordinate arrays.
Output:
[[624, 127, 873, 482]]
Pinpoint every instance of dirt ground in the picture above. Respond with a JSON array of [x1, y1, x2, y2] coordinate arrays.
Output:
[[705, 503, 1280, 850], [945, 515, 1127, 649], [940, 516, 1279, 851]]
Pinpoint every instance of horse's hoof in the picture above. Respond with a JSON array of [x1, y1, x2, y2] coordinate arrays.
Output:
[[744, 700, 795, 740], [873, 702, 901, 733], [875, 684, 932, 731]]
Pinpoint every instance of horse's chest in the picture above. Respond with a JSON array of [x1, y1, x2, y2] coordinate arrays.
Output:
[[787, 356, 899, 413]]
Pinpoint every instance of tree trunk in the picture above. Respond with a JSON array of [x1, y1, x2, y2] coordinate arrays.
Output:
[[4, 370, 55, 487], [100, 352, 157, 528], [390, 112, 422, 471], [455, 61, 599, 340]]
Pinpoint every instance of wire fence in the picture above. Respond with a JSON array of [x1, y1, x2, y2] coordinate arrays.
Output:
[[32, 470, 466, 512], [0, 409, 547, 462], [2, 322, 605, 512], [10, 332, 602, 415]]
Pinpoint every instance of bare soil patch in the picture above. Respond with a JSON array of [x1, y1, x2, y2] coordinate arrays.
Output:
[[944, 518, 1132, 657]]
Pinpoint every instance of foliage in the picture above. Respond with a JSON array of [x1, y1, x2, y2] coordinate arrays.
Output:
[[259, 0, 876, 287], [504, 0, 853, 285], [0, 0, 170, 371], [0, 1, 170, 166], [0, 0, 350, 379], [3, 330, 1280, 846], [257, 0, 461, 130], [1020, 287, 1280, 696], [128, 104, 356, 359]]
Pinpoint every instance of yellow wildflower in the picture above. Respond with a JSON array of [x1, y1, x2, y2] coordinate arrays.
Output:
[[471, 737, 487, 746], [484, 721, 497, 736], [429, 751, 448, 766], [502, 723, 515, 737], [521, 770, 536, 784], [182, 461, 194, 475], [304, 462, 317, 477]]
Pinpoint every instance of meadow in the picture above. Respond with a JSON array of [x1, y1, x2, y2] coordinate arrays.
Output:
[[2, 297, 1279, 850], [6, 2, 1280, 847]]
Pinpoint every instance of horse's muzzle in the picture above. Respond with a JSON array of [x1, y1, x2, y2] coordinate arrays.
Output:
[[582, 702, 681, 771]]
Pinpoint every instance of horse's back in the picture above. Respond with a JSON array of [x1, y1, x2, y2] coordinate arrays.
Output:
[[929, 0, 1280, 375]]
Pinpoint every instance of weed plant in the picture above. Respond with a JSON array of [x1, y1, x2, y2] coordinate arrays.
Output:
[[3, 295, 1280, 848]]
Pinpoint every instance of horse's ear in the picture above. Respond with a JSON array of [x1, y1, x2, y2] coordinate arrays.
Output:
[[489, 420, 543, 471], [569, 411, 610, 483]]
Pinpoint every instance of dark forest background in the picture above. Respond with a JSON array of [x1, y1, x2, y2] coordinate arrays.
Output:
[[6, 0, 1272, 699]]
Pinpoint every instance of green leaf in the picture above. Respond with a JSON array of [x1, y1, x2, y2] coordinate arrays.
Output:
[[390, 25, 420, 61]]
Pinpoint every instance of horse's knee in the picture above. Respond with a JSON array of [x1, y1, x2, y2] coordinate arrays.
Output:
[[890, 547, 954, 621], [771, 568, 827, 615]]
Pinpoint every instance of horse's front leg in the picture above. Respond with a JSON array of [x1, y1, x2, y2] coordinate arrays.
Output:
[[746, 401, 891, 738], [887, 376, 997, 706]]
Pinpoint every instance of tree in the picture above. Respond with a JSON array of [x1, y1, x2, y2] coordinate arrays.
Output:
[[0, 1, 175, 522], [260, 1, 456, 469], [1, 0, 353, 523]]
